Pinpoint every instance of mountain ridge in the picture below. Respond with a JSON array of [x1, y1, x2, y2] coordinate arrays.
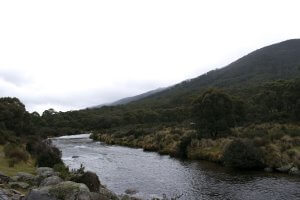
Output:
[[123, 39, 300, 106]]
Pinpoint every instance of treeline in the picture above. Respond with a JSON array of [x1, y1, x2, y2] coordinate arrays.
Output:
[[0, 98, 64, 169], [31, 79, 300, 136], [0, 79, 299, 170], [0, 79, 299, 142]]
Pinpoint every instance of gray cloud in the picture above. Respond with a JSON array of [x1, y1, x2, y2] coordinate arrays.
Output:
[[0, 68, 31, 87]]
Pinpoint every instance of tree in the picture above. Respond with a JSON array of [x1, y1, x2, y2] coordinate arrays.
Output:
[[192, 89, 237, 138], [0, 97, 27, 135]]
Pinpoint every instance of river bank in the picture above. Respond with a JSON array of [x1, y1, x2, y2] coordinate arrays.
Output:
[[90, 123, 300, 176], [0, 166, 139, 200], [0, 136, 142, 200]]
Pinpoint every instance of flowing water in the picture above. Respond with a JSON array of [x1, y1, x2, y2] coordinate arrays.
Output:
[[52, 134, 300, 200]]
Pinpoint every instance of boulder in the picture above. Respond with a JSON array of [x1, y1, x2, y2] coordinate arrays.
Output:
[[120, 195, 142, 200], [124, 189, 138, 195], [0, 188, 25, 200], [99, 186, 119, 200], [37, 167, 59, 178], [40, 176, 63, 187], [13, 172, 38, 185], [36, 167, 54, 175], [26, 187, 58, 200], [276, 164, 293, 173], [49, 181, 90, 200], [0, 171, 10, 183], [26, 181, 91, 200], [289, 167, 300, 176], [9, 181, 30, 189], [0, 188, 11, 200], [70, 171, 101, 192]]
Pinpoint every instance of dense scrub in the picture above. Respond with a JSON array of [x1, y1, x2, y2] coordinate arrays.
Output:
[[222, 139, 264, 169], [92, 123, 300, 170]]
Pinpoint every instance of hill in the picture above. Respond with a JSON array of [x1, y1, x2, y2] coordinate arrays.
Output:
[[93, 87, 167, 108], [128, 39, 300, 106]]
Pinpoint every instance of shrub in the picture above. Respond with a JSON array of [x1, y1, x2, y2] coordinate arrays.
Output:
[[53, 163, 70, 180], [222, 139, 264, 169], [71, 171, 101, 192], [36, 146, 63, 167], [3, 143, 29, 163]]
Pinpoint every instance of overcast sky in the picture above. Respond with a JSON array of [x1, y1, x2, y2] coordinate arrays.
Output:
[[0, 0, 300, 113]]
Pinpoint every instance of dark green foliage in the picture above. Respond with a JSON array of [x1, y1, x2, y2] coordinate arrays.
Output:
[[36, 145, 63, 168], [222, 139, 264, 169], [3, 143, 29, 163], [53, 163, 70, 180], [71, 171, 101, 192], [192, 89, 240, 138], [177, 134, 193, 158], [0, 97, 34, 136]]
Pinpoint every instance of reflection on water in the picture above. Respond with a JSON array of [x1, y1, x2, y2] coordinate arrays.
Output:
[[52, 134, 300, 200]]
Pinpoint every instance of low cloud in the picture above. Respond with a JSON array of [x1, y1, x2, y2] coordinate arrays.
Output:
[[0, 70, 167, 113], [0, 68, 32, 87]]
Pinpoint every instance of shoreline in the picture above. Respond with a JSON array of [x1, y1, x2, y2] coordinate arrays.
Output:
[[90, 126, 300, 177]]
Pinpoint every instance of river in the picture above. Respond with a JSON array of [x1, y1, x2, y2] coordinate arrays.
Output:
[[52, 134, 300, 200]]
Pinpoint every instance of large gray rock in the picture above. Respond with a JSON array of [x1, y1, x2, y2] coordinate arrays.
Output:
[[0, 188, 11, 200], [289, 167, 300, 176], [0, 171, 10, 183], [12, 172, 38, 185], [99, 186, 119, 200], [36, 168, 59, 178], [124, 188, 138, 195], [26, 181, 91, 200], [120, 195, 142, 200], [26, 187, 58, 200], [40, 176, 63, 187], [0, 188, 25, 200], [36, 168, 53, 175], [9, 181, 30, 189], [276, 164, 293, 173], [70, 171, 101, 192]]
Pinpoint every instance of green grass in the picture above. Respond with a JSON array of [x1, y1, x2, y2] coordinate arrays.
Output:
[[0, 145, 36, 176], [293, 146, 300, 152]]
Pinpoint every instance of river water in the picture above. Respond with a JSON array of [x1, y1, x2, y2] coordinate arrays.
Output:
[[52, 134, 300, 200]]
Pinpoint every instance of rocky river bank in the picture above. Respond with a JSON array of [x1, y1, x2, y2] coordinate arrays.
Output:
[[0, 167, 141, 200]]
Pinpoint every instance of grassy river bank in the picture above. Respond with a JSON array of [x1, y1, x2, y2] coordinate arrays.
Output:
[[91, 123, 300, 176]]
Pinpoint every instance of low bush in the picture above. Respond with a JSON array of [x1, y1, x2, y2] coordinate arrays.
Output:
[[26, 138, 63, 168], [71, 171, 101, 192], [3, 143, 29, 164], [222, 139, 264, 169], [36, 145, 63, 168], [53, 163, 70, 180]]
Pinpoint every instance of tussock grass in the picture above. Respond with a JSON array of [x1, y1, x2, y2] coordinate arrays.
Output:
[[0, 145, 36, 176]]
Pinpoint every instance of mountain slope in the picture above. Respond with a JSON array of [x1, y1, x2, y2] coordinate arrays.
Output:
[[129, 39, 300, 106], [93, 87, 167, 108], [109, 87, 166, 106]]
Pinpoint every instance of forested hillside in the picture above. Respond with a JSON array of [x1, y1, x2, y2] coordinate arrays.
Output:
[[126, 39, 300, 107]]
